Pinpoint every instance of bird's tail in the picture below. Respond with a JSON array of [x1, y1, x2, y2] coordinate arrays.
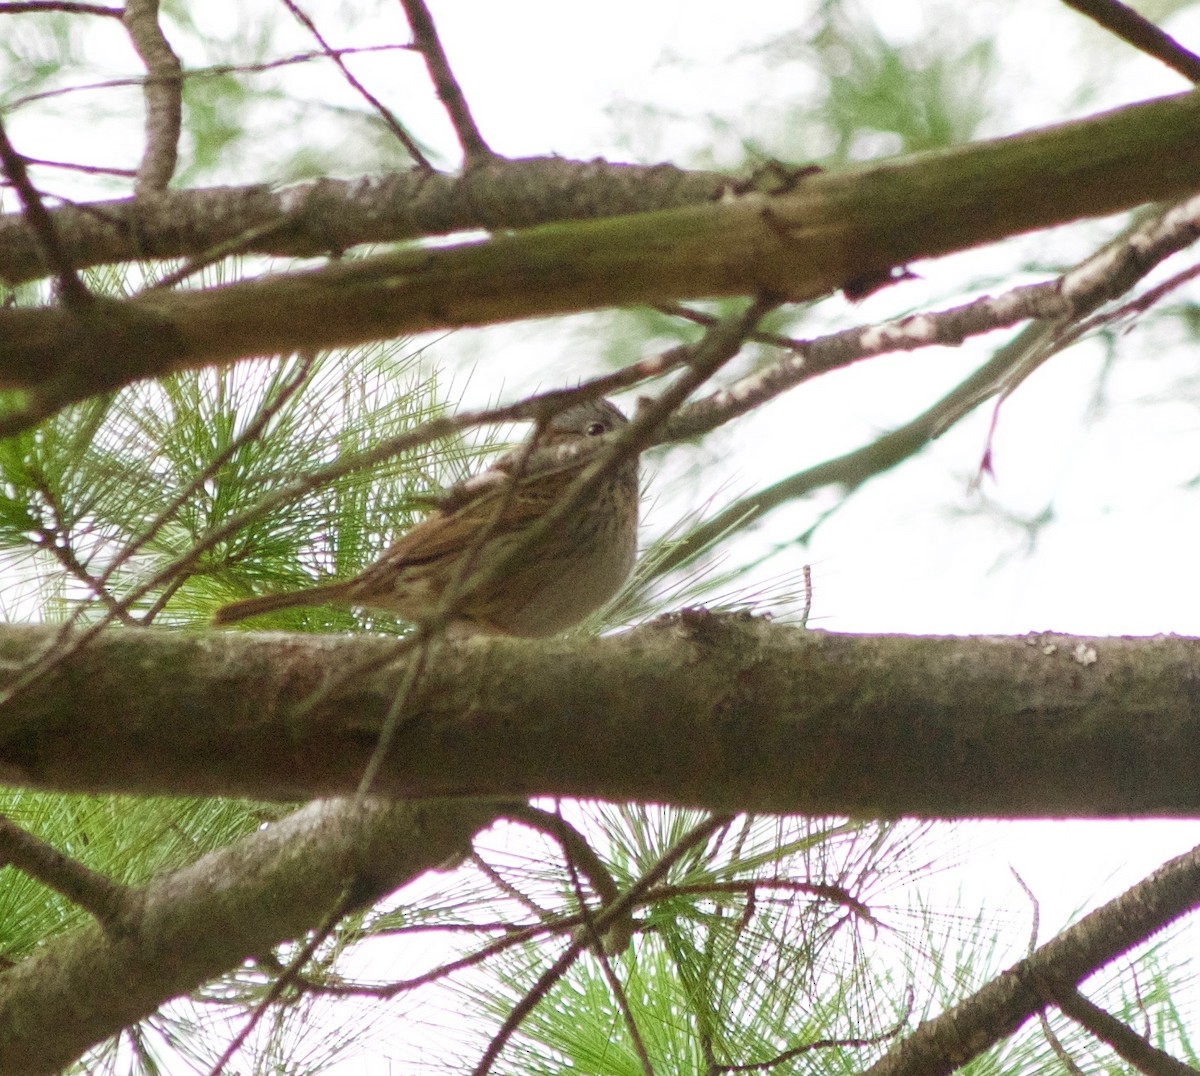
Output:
[[212, 582, 347, 625]]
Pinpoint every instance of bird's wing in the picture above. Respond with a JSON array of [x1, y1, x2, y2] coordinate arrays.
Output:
[[369, 468, 575, 571]]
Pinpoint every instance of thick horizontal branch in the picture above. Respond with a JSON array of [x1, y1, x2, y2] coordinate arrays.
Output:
[[3, 617, 1200, 815], [2, 90, 1200, 405], [0, 156, 730, 287], [0, 796, 501, 1076]]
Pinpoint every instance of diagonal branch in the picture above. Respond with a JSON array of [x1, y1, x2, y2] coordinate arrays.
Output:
[[863, 843, 1200, 1076], [206, 883, 358, 1076], [1, 87, 1199, 419], [279, 0, 431, 168], [653, 189, 1200, 573], [1061, 0, 1200, 83], [0, 116, 91, 309], [1038, 981, 1198, 1076], [0, 796, 502, 1075], [0, 813, 129, 925], [400, 0, 493, 162]]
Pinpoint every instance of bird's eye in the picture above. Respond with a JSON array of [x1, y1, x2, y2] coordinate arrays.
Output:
[[586, 421, 607, 436]]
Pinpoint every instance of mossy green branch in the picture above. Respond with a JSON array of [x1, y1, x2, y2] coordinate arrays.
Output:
[[2, 90, 1199, 401]]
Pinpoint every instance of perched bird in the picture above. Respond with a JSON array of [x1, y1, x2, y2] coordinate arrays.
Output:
[[212, 398, 638, 636]]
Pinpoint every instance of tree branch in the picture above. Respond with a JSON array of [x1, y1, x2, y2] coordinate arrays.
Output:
[[1039, 981, 1198, 1076], [1061, 0, 1200, 83], [864, 843, 1200, 1076], [0, 796, 502, 1076], [400, 0, 493, 162], [652, 189, 1200, 570], [0, 89, 1198, 415], [279, 0, 430, 168], [0, 813, 129, 925], [0, 116, 91, 309], [3, 621, 1200, 815], [121, 0, 182, 193], [0, 157, 729, 287]]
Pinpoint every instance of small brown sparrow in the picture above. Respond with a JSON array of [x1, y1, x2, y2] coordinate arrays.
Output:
[[212, 398, 638, 636]]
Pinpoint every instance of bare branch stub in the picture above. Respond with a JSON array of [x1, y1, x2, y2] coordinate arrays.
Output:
[[121, 0, 182, 193], [400, 0, 494, 163], [0, 116, 92, 309], [1061, 0, 1200, 83], [279, 0, 432, 170]]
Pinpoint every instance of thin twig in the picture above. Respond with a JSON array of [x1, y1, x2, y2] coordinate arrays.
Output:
[[564, 853, 654, 1076], [122, 0, 182, 192], [400, 0, 493, 162], [147, 219, 293, 291], [1061, 0, 1200, 83], [715, 995, 912, 1073], [505, 804, 620, 905], [0, 1, 119, 12], [132, 353, 319, 623], [660, 282, 1070, 443], [657, 879, 874, 925], [1012, 869, 1083, 1074], [207, 886, 356, 1076], [1010, 867, 1041, 954], [0, 115, 91, 309], [278, 0, 432, 169], [353, 634, 433, 797], [0, 812, 129, 925], [472, 813, 733, 1076], [4, 155, 136, 178], [30, 479, 138, 626], [4, 44, 413, 113], [471, 849, 555, 921], [304, 915, 577, 998], [95, 352, 314, 608]]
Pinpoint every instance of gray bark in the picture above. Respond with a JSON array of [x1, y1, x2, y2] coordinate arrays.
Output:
[[0, 795, 501, 1076], [1, 617, 1197, 816]]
